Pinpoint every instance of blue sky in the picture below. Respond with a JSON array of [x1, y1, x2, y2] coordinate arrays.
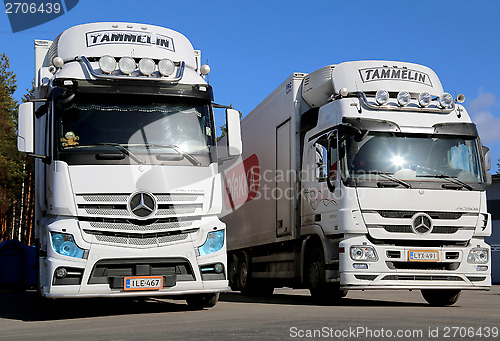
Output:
[[1, 0, 500, 172]]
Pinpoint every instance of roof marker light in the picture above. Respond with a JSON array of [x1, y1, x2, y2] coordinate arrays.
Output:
[[418, 92, 432, 107], [138, 58, 155, 76], [200, 64, 211, 75], [397, 90, 411, 106], [158, 59, 175, 76], [118, 57, 136, 75], [52, 57, 64, 68], [439, 93, 454, 109], [99, 55, 116, 74], [375, 89, 389, 105], [339, 88, 349, 97]]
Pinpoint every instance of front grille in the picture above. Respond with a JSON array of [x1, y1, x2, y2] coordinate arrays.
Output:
[[88, 220, 193, 232], [382, 275, 463, 281], [88, 258, 195, 288], [380, 225, 463, 234], [377, 211, 462, 219], [386, 261, 460, 271], [85, 229, 193, 246]]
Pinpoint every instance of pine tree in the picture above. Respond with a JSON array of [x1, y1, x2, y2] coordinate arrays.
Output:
[[0, 53, 23, 242]]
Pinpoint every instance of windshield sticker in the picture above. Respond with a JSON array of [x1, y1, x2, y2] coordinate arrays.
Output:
[[358, 67, 432, 87], [61, 131, 79, 147], [86, 30, 175, 51]]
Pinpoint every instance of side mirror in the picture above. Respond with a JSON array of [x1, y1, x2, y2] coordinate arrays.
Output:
[[18, 102, 34, 153], [226, 108, 242, 156], [482, 146, 491, 171]]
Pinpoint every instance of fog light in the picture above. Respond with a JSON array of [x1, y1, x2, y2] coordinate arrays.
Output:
[[99, 55, 116, 74], [439, 93, 454, 109], [375, 89, 389, 105], [118, 57, 136, 74], [353, 263, 368, 269], [55, 267, 68, 278], [138, 58, 155, 75], [397, 90, 411, 106], [158, 59, 175, 76], [418, 92, 432, 107], [214, 263, 224, 273]]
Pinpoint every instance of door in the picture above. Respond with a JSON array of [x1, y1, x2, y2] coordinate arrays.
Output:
[[276, 119, 292, 237]]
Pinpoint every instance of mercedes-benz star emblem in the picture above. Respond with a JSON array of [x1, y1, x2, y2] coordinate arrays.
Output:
[[128, 192, 156, 218], [411, 213, 433, 234]]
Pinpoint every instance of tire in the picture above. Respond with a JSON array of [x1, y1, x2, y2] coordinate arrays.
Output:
[[421, 289, 461, 306], [185, 293, 220, 309], [237, 252, 274, 296], [307, 247, 345, 304]]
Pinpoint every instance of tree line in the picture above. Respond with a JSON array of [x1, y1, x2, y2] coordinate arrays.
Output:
[[0, 52, 35, 245]]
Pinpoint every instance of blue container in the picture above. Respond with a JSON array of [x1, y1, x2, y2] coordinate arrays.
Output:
[[0, 240, 26, 289], [23, 245, 37, 288]]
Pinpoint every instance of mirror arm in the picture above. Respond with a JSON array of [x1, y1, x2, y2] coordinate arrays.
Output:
[[326, 132, 335, 192]]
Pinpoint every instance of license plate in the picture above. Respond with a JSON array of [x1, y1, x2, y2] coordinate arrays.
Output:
[[408, 250, 439, 262], [124, 276, 163, 291]]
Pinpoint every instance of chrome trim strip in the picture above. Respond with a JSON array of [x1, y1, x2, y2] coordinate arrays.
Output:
[[77, 56, 185, 83], [358, 92, 455, 114]]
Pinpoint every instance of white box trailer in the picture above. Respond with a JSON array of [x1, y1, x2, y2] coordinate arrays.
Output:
[[221, 60, 492, 306], [17, 22, 241, 307]]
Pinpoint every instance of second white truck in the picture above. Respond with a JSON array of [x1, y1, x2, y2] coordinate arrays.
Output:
[[221, 60, 492, 306]]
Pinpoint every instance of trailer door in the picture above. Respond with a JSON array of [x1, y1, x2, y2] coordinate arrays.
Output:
[[276, 119, 292, 237]]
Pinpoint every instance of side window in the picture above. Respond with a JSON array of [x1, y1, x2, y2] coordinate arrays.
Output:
[[328, 133, 338, 180], [314, 142, 328, 181]]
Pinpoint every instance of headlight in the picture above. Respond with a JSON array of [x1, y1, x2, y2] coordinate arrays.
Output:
[[198, 230, 225, 256], [350, 246, 378, 261], [467, 248, 489, 264], [51, 232, 87, 259], [439, 93, 454, 109], [158, 59, 175, 76], [138, 58, 155, 76], [418, 92, 432, 107], [118, 57, 136, 74], [397, 90, 411, 106], [375, 89, 389, 105], [98, 55, 116, 74]]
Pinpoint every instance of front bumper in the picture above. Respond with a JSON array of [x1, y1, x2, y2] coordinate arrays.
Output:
[[339, 235, 491, 290]]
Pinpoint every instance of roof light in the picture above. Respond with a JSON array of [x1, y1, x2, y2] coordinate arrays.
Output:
[[52, 57, 64, 68], [439, 93, 454, 109], [200, 64, 211, 75], [339, 88, 349, 97], [397, 90, 411, 106], [158, 59, 175, 76], [138, 58, 155, 76], [99, 55, 116, 74], [418, 92, 432, 107], [456, 94, 465, 103], [375, 89, 389, 105], [118, 57, 136, 75]]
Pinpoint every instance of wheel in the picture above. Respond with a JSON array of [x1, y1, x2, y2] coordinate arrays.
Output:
[[421, 289, 461, 306], [185, 293, 219, 309], [307, 247, 345, 304], [238, 252, 252, 295]]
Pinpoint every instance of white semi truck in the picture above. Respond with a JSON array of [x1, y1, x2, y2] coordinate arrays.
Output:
[[221, 60, 492, 306], [17, 22, 242, 307]]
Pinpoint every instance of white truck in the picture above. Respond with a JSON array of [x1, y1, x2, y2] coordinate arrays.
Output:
[[221, 60, 492, 306], [17, 22, 242, 307]]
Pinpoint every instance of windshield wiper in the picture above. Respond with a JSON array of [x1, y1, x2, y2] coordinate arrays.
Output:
[[354, 171, 411, 189], [417, 174, 474, 191], [74, 143, 144, 165], [144, 144, 201, 166]]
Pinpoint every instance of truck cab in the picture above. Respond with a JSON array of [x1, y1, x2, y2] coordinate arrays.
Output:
[[17, 23, 241, 306]]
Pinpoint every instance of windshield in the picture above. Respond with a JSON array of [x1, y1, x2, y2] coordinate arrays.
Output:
[[56, 94, 215, 166], [346, 132, 483, 183]]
